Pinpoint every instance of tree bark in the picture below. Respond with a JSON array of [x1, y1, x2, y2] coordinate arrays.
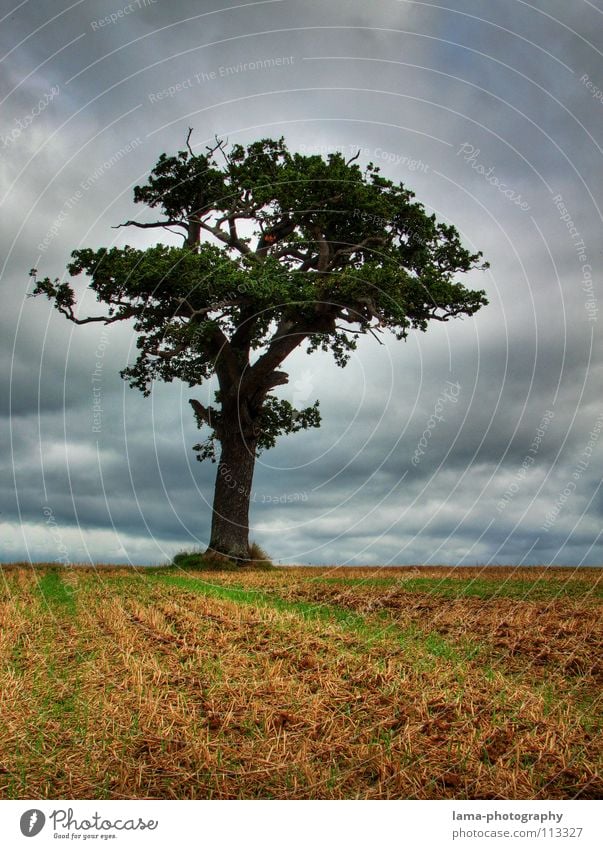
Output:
[[187, 217, 201, 250], [207, 427, 257, 560]]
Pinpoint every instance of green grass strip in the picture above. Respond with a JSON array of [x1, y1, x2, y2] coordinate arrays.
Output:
[[154, 573, 377, 629], [150, 572, 476, 664], [36, 568, 77, 614], [310, 575, 602, 600]]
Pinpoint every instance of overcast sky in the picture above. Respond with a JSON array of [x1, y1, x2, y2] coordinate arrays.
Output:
[[2, 0, 602, 566]]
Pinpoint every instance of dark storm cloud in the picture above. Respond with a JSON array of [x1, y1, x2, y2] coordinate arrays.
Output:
[[1, 0, 602, 565]]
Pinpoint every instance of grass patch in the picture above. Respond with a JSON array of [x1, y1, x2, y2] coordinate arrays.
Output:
[[8, 631, 28, 675], [36, 568, 77, 614], [312, 575, 602, 600]]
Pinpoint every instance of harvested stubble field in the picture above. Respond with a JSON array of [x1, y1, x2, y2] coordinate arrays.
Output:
[[0, 564, 601, 800]]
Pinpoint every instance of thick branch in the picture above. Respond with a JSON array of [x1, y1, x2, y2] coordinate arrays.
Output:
[[355, 296, 385, 326], [263, 370, 289, 389], [255, 218, 297, 257], [274, 246, 308, 262], [332, 236, 388, 264], [228, 216, 239, 245], [196, 216, 254, 258], [203, 323, 243, 391], [243, 309, 338, 394], [230, 305, 260, 360], [300, 251, 320, 272], [189, 398, 218, 428], [311, 226, 331, 271]]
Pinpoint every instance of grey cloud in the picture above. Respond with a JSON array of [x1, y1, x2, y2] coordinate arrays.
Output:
[[2, 0, 602, 566]]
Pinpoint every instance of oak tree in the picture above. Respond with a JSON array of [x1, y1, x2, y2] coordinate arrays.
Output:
[[31, 133, 488, 560]]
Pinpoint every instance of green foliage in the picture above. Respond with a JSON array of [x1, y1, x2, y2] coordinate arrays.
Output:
[[30, 133, 489, 459], [257, 397, 321, 449], [193, 395, 321, 461]]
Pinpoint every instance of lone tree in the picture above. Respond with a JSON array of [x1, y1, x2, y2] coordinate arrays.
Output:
[[31, 133, 488, 560]]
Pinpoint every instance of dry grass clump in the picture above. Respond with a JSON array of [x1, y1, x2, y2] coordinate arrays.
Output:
[[176, 550, 240, 570], [172, 543, 272, 571], [244, 542, 273, 569]]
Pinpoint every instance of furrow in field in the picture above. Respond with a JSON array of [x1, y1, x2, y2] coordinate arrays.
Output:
[[140, 573, 601, 799], [184, 569, 602, 696]]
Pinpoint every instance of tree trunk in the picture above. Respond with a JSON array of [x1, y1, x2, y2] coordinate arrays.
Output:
[[208, 428, 257, 560]]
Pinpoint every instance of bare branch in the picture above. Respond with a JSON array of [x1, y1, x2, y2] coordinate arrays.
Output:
[[368, 327, 385, 345], [335, 324, 363, 334], [163, 227, 188, 243], [56, 304, 137, 326], [116, 208, 254, 258], [345, 149, 361, 166], [205, 134, 230, 166], [430, 306, 468, 322], [175, 297, 248, 320], [186, 127, 196, 158], [113, 219, 187, 233], [145, 339, 191, 360]]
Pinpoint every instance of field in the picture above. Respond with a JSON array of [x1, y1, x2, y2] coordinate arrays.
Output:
[[0, 564, 601, 799]]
